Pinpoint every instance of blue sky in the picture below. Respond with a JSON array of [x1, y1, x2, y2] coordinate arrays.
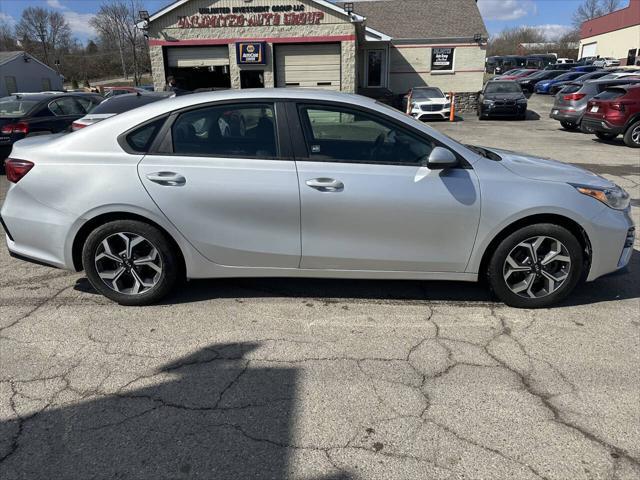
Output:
[[0, 0, 631, 43]]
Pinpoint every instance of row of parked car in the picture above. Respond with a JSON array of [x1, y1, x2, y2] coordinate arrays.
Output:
[[486, 54, 622, 75], [0, 89, 176, 166]]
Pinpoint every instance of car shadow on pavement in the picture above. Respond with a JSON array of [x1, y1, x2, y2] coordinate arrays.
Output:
[[0, 342, 353, 480], [73, 250, 639, 308]]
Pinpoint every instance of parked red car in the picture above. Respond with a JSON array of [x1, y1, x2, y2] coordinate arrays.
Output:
[[581, 84, 640, 147], [499, 69, 539, 81]]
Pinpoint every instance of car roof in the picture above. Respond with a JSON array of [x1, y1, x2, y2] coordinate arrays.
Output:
[[5, 92, 100, 102]]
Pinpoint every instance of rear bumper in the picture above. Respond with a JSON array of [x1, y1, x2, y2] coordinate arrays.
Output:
[[550, 109, 583, 123], [1, 184, 76, 270], [581, 117, 625, 135]]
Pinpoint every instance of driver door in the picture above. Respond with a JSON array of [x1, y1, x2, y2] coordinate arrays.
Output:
[[292, 103, 481, 273]]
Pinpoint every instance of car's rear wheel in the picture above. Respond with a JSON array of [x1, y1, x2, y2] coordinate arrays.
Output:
[[82, 220, 180, 306], [560, 121, 578, 130], [595, 132, 617, 141], [623, 120, 640, 148], [487, 224, 584, 308]]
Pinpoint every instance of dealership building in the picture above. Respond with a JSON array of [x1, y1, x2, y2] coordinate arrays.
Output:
[[579, 0, 640, 65], [141, 0, 488, 108]]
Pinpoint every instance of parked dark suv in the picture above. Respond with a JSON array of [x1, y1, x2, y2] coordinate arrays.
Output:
[[581, 84, 640, 147], [0, 92, 103, 163]]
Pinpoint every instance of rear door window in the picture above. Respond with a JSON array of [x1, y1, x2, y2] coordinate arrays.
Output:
[[171, 103, 278, 158], [49, 97, 85, 116]]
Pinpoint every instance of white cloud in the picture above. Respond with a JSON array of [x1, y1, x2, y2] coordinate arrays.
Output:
[[46, 0, 96, 38], [0, 12, 16, 25], [47, 0, 66, 9], [477, 0, 537, 21], [535, 24, 574, 40]]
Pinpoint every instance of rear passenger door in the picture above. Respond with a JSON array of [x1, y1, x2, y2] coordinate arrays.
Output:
[[138, 101, 302, 268]]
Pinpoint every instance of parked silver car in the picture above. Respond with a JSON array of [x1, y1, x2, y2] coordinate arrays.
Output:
[[1, 90, 634, 307]]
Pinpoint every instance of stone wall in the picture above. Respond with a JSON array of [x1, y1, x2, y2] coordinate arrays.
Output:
[[452, 91, 479, 113]]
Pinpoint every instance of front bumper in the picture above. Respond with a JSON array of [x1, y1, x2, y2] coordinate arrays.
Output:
[[481, 103, 527, 117], [412, 109, 450, 121], [585, 207, 635, 281]]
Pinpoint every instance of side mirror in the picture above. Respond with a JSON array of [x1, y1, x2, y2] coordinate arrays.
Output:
[[426, 147, 458, 169]]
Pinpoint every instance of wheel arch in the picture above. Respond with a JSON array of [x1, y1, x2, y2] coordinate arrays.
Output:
[[624, 114, 640, 132], [477, 213, 592, 282], [71, 211, 186, 275]]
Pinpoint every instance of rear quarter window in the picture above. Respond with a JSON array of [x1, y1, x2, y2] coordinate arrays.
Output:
[[123, 117, 166, 153]]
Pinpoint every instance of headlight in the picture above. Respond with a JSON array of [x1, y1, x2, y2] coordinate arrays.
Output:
[[517, 98, 527, 104], [483, 99, 494, 105], [571, 184, 630, 210], [444, 102, 451, 108]]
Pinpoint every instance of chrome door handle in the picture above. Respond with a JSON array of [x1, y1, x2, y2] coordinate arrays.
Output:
[[306, 178, 344, 192], [146, 172, 186, 187]]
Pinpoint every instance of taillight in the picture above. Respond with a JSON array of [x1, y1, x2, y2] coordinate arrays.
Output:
[[5, 158, 34, 183], [563, 93, 586, 101], [71, 122, 87, 130], [610, 103, 625, 111], [0, 122, 29, 135]]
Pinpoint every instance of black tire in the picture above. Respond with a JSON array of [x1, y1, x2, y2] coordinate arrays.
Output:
[[595, 131, 617, 141], [560, 121, 578, 130], [487, 224, 584, 308], [82, 220, 181, 306], [623, 120, 640, 148]]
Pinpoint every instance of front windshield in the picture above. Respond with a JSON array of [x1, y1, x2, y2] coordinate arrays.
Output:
[[0, 96, 39, 117], [485, 82, 522, 94], [412, 88, 444, 99]]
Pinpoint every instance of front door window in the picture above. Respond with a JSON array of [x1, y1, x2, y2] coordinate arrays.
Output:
[[366, 50, 385, 88]]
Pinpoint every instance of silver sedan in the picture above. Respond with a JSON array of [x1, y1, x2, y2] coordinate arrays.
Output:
[[1, 89, 634, 307]]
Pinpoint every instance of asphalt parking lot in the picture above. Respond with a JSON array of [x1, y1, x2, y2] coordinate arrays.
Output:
[[1, 94, 638, 479]]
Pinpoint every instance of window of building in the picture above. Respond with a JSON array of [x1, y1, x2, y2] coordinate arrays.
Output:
[[627, 48, 638, 66], [42, 78, 52, 91], [5, 76, 17, 95], [172, 103, 277, 158], [431, 48, 455, 73], [366, 50, 386, 88], [298, 104, 435, 165]]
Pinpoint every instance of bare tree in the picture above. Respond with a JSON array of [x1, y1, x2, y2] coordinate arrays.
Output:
[[91, 3, 129, 79], [600, 0, 622, 13], [0, 19, 18, 51], [15, 7, 70, 65], [487, 27, 546, 56], [573, 0, 622, 28]]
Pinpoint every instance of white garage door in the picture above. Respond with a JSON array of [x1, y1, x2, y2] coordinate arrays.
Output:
[[581, 42, 597, 58], [276, 43, 341, 90], [167, 46, 229, 68]]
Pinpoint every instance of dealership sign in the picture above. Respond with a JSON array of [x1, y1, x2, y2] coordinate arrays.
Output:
[[178, 4, 325, 28], [236, 42, 267, 65], [431, 48, 455, 71]]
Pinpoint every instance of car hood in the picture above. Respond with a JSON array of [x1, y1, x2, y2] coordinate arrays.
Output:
[[413, 98, 448, 105], [484, 147, 614, 188], [484, 93, 525, 101]]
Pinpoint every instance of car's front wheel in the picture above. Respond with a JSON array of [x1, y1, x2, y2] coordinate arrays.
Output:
[[82, 220, 181, 306], [487, 224, 584, 308], [623, 120, 640, 148]]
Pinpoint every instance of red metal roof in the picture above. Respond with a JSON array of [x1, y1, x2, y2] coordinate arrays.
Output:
[[580, 0, 640, 38]]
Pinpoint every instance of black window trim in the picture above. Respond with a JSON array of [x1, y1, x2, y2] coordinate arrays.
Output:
[[285, 100, 469, 168], [145, 99, 293, 161]]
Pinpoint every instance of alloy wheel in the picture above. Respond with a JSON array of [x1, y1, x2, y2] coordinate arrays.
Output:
[[503, 236, 571, 299], [632, 125, 640, 145], [94, 232, 163, 295]]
